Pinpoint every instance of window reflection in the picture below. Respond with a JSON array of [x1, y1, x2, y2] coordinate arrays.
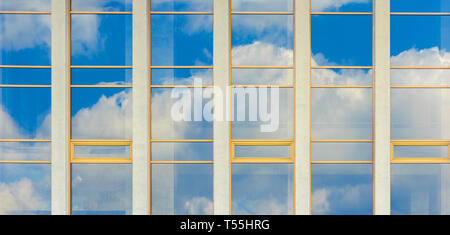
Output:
[[232, 164, 293, 215], [232, 0, 293, 12], [311, 0, 373, 12], [391, 0, 450, 13], [151, 142, 213, 162], [151, 164, 213, 215], [0, 0, 51, 11], [151, 0, 213, 12], [71, 164, 132, 215], [312, 143, 372, 162], [71, 0, 132, 12]]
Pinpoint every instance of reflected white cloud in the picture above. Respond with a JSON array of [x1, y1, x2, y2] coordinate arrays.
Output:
[[183, 197, 213, 215], [0, 178, 48, 215], [232, 41, 293, 66], [311, 0, 370, 12], [0, 14, 50, 51], [0, 0, 50, 11], [391, 47, 450, 67]]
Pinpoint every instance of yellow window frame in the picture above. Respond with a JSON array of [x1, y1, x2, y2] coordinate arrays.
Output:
[[391, 141, 450, 164], [70, 141, 132, 164], [231, 140, 294, 163]]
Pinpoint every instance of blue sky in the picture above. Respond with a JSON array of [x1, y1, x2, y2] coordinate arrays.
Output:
[[0, 0, 449, 215]]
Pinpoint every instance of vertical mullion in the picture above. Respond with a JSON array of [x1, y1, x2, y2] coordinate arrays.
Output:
[[374, 0, 391, 215], [132, 0, 150, 215], [51, 0, 70, 215], [294, 0, 311, 215], [213, 0, 231, 215]]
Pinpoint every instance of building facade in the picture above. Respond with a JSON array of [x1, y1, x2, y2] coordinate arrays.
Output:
[[0, 0, 449, 215]]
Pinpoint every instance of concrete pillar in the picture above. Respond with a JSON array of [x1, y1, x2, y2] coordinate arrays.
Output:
[[213, 0, 231, 215], [374, 0, 391, 215], [132, 0, 150, 215], [51, 0, 70, 215], [294, 0, 311, 215]]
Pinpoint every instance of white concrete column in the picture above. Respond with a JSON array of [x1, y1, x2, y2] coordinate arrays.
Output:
[[51, 0, 70, 215], [213, 0, 230, 215], [132, 0, 150, 215], [294, 0, 311, 215], [374, 0, 391, 215]]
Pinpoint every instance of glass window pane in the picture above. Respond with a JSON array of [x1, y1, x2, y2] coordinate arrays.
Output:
[[311, 143, 372, 162], [0, 88, 51, 139], [311, 0, 373, 12], [391, 0, 450, 13], [151, 88, 213, 140], [0, 142, 51, 161], [232, 15, 293, 66], [234, 145, 291, 158], [151, 15, 213, 66], [311, 164, 373, 215], [392, 69, 450, 86], [71, 164, 132, 215], [151, 142, 213, 162], [73, 145, 130, 159], [0, 164, 51, 215], [151, 164, 213, 215], [71, 0, 132, 12], [0, 14, 51, 66], [0, 68, 51, 85], [0, 0, 51, 11], [232, 69, 293, 86], [312, 15, 372, 66], [391, 16, 450, 67], [312, 69, 372, 86], [232, 88, 294, 140], [232, 164, 293, 215], [232, 0, 293, 12], [391, 164, 450, 215], [151, 69, 213, 86], [71, 68, 132, 86], [71, 14, 132, 66], [391, 89, 450, 140], [394, 145, 449, 159], [311, 88, 373, 140], [151, 0, 213, 12], [71, 88, 132, 140]]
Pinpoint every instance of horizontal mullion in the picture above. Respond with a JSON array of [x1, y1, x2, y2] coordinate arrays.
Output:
[[0, 161, 51, 164], [151, 66, 213, 69], [150, 85, 213, 88], [391, 140, 450, 143], [70, 11, 132, 15], [231, 11, 293, 15], [232, 139, 294, 143], [311, 12, 372, 15], [312, 66, 373, 69], [0, 85, 51, 88], [231, 85, 294, 88], [311, 85, 372, 88], [71, 158, 132, 164], [311, 139, 373, 143], [391, 159, 450, 164], [151, 139, 213, 143], [0, 11, 51, 14], [0, 65, 51, 68], [391, 12, 450, 16], [70, 65, 132, 69], [391, 86, 450, 89], [70, 85, 132, 88], [151, 11, 213, 15], [391, 66, 450, 69], [150, 161, 213, 164], [232, 66, 293, 69], [231, 158, 294, 164], [0, 139, 51, 142], [71, 139, 132, 143], [311, 161, 373, 164]]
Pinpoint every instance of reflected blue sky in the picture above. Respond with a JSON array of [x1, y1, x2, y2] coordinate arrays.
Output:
[[152, 164, 213, 215], [311, 0, 372, 12], [232, 164, 293, 215], [71, 0, 132, 12], [0, 68, 50, 85], [232, 0, 293, 12], [391, 0, 450, 13], [152, 0, 213, 12]]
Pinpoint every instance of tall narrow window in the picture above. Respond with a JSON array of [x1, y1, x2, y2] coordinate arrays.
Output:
[[150, 0, 214, 215], [310, 0, 374, 215], [69, 0, 133, 215], [390, 0, 450, 215], [230, 0, 295, 215], [0, 1, 52, 215]]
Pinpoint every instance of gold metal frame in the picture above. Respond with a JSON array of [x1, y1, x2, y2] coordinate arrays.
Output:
[[148, 0, 215, 215], [0, 10, 52, 165], [391, 141, 450, 164], [70, 141, 132, 164], [309, 0, 375, 215], [229, 0, 296, 215]]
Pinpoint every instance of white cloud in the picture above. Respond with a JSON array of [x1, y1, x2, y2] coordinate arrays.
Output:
[[0, 0, 50, 11], [391, 47, 450, 67], [72, 90, 132, 139], [71, 15, 102, 56], [311, 188, 330, 214], [183, 197, 213, 215], [311, 0, 371, 12], [232, 41, 293, 66], [0, 178, 48, 215], [232, 0, 293, 12], [0, 14, 50, 51], [311, 184, 371, 214]]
